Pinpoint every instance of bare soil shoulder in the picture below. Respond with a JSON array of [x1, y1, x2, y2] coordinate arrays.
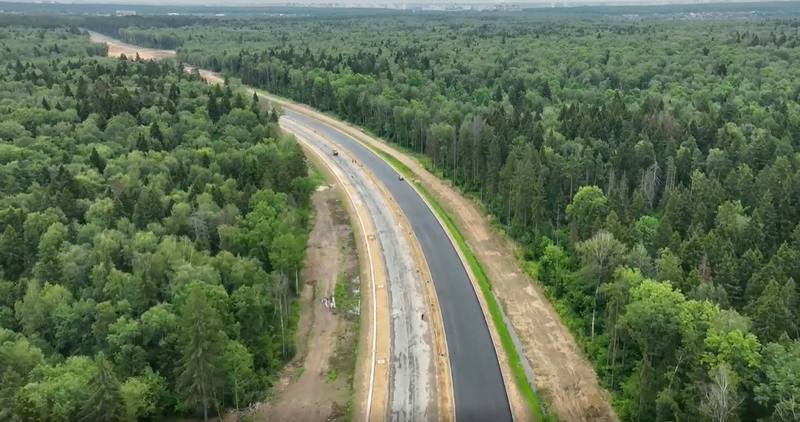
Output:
[[255, 186, 358, 421]]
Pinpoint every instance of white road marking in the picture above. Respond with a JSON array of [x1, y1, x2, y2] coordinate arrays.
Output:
[[282, 119, 379, 422]]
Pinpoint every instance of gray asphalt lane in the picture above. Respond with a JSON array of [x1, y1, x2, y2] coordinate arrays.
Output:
[[285, 120, 437, 421], [286, 110, 513, 422]]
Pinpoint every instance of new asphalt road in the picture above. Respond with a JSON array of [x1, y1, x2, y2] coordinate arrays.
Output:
[[89, 31, 511, 421], [283, 118, 437, 421], [285, 110, 513, 422]]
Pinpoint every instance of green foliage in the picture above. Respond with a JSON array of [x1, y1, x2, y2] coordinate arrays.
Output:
[[0, 26, 106, 61], [6, 9, 800, 421], [164, 14, 800, 420], [221, 340, 256, 410], [119, 370, 167, 421], [624, 280, 685, 366], [0, 26, 312, 420], [0, 329, 44, 419], [186, 12, 799, 417], [80, 353, 124, 422], [567, 186, 609, 240], [14, 356, 97, 421], [755, 342, 800, 421], [176, 283, 226, 420], [747, 279, 797, 343]]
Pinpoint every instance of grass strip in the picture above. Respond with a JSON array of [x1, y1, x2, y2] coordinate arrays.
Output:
[[371, 148, 547, 421]]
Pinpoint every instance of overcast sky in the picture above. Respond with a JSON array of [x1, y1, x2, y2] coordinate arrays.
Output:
[[0, 0, 781, 4], [0, 0, 790, 7]]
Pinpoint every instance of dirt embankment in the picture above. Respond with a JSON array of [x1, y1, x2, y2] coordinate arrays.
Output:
[[255, 186, 359, 421], [415, 167, 617, 422]]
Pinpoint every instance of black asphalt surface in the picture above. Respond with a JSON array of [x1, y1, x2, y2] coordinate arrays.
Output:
[[286, 110, 513, 422]]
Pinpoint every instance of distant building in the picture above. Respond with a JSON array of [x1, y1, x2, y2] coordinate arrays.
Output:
[[115, 10, 137, 16]]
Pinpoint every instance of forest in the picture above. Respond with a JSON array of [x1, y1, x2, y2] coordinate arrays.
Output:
[[0, 26, 313, 420], [104, 11, 800, 421]]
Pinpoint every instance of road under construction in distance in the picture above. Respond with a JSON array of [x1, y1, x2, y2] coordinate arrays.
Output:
[[282, 109, 513, 422]]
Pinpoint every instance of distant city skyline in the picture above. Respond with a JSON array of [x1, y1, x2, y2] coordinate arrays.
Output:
[[0, 0, 793, 7]]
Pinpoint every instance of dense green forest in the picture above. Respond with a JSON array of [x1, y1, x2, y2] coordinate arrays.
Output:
[[109, 12, 800, 421], [0, 26, 314, 420]]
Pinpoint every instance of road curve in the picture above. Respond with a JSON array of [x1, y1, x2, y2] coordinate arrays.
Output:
[[88, 33, 510, 421], [284, 119, 438, 421], [284, 111, 512, 422]]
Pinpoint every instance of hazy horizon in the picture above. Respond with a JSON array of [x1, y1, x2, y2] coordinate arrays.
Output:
[[0, 0, 795, 7]]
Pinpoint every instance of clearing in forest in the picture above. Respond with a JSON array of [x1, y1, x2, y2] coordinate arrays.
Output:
[[88, 30, 176, 60]]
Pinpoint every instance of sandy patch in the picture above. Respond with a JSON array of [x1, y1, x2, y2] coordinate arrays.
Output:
[[89, 31, 176, 60]]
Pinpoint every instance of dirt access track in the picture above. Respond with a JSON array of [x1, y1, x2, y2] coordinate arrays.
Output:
[[285, 117, 450, 422]]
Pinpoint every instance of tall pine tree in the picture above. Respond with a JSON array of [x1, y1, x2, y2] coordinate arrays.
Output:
[[80, 353, 124, 422], [176, 284, 226, 421]]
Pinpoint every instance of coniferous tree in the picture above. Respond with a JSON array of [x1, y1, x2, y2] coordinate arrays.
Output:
[[748, 279, 796, 342], [89, 147, 106, 173], [80, 353, 124, 422], [207, 93, 221, 123], [149, 122, 163, 148], [250, 92, 260, 116], [136, 133, 149, 152], [176, 284, 225, 421]]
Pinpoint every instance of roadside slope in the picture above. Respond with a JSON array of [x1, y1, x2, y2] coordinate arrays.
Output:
[[376, 143, 619, 422]]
